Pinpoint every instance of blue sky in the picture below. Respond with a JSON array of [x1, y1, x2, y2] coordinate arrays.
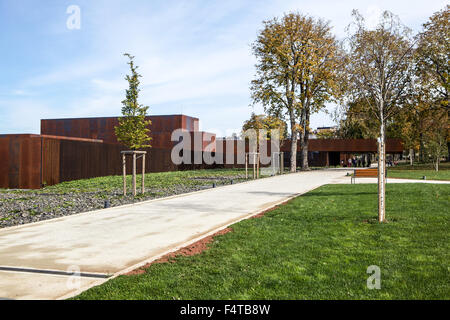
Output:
[[0, 0, 447, 137]]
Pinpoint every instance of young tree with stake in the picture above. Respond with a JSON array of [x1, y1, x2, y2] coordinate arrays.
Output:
[[345, 11, 415, 222], [115, 53, 151, 196]]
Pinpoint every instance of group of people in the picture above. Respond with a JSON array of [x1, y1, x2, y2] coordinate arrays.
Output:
[[340, 155, 398, 168], [387, 157, 398, 167], [341, 156, 371, 168]]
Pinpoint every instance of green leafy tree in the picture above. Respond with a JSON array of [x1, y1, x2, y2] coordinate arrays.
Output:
[[115, 53, 152, 150], [315, 128, 337, 139], [415, 5, 450, 159], [335, 98, 379, 139], [422, 110, 449, 171], [415, 5, 449, 112], [241, 113, 287, 148], [251, 13, 341, 172]]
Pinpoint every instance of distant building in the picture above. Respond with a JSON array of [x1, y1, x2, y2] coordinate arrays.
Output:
[[0, 115, 403, 189]]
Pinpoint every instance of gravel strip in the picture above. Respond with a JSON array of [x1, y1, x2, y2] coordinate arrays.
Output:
[[0, 175, 246, 228]]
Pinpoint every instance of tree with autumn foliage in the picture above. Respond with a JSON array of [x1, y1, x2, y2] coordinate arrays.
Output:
[[415, 5, 449, 160], [115, 53, 152, 150], [415, 5, 449, 112], [395, 83, 448, 167], [251, 12, 342, 172], [344, 10, 415, 222], [335, 97, 380, 139], [315, 128, 337, 139], [423, 111, 449, 171], [241, 112, 287, 141]]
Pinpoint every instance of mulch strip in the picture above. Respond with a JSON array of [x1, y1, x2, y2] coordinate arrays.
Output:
[[125, 227, 233, 275]]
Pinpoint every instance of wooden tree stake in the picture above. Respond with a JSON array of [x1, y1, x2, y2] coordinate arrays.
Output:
[[122, 153, 126, 195], [142, 153, 146, 194], [121, 150, 147, 196]]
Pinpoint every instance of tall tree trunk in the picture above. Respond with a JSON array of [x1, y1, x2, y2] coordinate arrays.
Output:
[[290, 118, 297, 173], [378, 119, 386, 223], [419, 133, 425, 162], [409, 148, 414, 166], [300, 132, 309, 170], [300, 107, 310, 170]]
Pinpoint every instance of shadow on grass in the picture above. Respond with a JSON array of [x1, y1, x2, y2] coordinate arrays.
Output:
[[301, 191, 378, 197]]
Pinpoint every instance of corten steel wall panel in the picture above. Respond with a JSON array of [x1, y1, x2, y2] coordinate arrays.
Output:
[[42, 138, 60, 186], [99, 118, 107, 141], [150, 132, 176, 149], [182, 115, 198, 132], [18, 136, 42, 189], [3, 134, 191, 189], [41, 115, 201, 145], [0, 136, 10, 188], [51, 139, 178, 186], [147, 115, 180, 133], [0, 135, 42, 189], [89, 119, 99, 139], [182, 116, 189, 133], [350, 139, 400, 152], [307, 139, 378, 152], [8, 137, 20, 188], [40, 134, 102, 143]]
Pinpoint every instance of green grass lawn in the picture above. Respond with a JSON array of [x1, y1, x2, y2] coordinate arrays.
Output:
[[38, 168, 247, 194], [74, 183, 450, 300], [387, 162, 450, 181]]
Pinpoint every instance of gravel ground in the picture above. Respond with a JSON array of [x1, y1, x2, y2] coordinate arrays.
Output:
[[0, 175, 246, 229]]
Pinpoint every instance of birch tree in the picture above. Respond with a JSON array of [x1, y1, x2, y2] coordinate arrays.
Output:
[[345, 10, 415, 222]]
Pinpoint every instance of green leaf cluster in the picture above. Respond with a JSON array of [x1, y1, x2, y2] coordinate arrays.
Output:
[[115, 53, 152, 150]]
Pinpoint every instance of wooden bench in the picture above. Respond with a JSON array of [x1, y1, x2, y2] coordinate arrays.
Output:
[[351, 168, 387, 184]]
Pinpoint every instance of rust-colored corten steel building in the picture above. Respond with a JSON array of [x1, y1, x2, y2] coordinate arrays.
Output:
[[0, 115, 217, 189], [41, 115, 202, 148], [0, 114, 404, 189], [285, 138, 404, 167], [217, 138, 403, 168]]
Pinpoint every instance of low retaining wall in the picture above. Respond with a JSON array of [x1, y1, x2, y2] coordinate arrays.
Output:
[[0, 135, 222, 189]]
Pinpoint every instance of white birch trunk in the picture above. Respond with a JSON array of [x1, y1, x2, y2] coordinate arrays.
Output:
[[378, 120, 386, 223]]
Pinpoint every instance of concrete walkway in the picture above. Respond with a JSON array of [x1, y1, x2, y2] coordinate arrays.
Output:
[[0, 170, 348, 300]]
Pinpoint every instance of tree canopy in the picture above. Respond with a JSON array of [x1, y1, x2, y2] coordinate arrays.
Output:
[[115, 53, 152, 150], [251, 12, 342, 171]]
